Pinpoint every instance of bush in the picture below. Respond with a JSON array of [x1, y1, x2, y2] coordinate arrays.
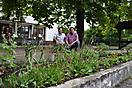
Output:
[[0, 34, 16, 67], [1, 46, 131, 87], [96, 43, 110, 57]]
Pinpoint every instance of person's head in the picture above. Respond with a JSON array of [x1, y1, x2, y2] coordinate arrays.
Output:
[[69, 27, 75, 34], [58, 27, 63, 34]]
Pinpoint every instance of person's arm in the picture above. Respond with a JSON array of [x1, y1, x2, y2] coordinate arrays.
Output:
[[53, 34, 58, 44], [65, 40, 70, 46], [65, 35, 70, 46], [70, 33, 78, 46]]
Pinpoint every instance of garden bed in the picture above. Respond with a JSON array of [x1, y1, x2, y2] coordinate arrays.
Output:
[[0, 44, 132, 87], [49, 60, 132, 88]]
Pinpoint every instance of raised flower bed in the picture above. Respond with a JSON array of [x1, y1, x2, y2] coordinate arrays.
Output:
[[0, 44, 132, 88]]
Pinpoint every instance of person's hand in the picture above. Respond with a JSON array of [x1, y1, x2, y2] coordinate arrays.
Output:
[[67, 44, 70, 46], [70, 42, 74, 46]]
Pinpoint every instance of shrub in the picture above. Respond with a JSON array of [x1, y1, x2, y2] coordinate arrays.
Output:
[[96, 43, 110, 57], [0, 34, 16, 67], [1, 46, 132, 87], [80, 48, 99, 60]]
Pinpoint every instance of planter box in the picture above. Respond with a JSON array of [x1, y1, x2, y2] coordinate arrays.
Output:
[[49, 61, 132, 88]]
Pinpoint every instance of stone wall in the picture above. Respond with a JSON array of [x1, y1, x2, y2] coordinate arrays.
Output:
[[49, 61, 132, 88]]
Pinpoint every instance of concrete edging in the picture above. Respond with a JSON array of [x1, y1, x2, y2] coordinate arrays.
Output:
[[49, 61, 132, 88]]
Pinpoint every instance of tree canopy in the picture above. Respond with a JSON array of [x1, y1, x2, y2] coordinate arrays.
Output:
[[2, 0, 131, 26], [2, 0, 132, 45]]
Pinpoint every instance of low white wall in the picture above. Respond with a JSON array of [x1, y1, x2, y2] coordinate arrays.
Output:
[[49, 61, 132, 88]]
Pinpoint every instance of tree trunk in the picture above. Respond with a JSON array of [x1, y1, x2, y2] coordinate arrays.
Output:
[[76, 9, 84, 47], [5, 12, 11, 20], [0, 24, 3, 43]]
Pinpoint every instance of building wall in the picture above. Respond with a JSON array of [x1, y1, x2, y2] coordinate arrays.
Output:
[[45, 24, 58, 41]]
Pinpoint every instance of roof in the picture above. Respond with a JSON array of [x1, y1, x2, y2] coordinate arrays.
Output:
[[0, 20, 35, 26], [115, 20, 132, 30], [0, 20, 12, 24]]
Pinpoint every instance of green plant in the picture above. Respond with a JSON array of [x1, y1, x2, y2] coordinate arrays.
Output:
[[2, 63, 65, 87], [96, 43, 109, 51], [67, 50, 99, 77], [1, 47, 132, 87], [108, 57, 120, 65], [25, 45, 35, 68], [80, 48, 99, 60], [99, 58, 111, 69], [0, 34, 16, 67], [96, 43, 110, 57]]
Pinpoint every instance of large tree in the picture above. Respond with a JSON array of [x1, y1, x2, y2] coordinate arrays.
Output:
[[31, 0, 104, 46], [2, 0, 28, 20], [31, 0, 132, 46]]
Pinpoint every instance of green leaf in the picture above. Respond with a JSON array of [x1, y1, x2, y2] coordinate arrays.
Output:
[[0, 78, 3, 86]]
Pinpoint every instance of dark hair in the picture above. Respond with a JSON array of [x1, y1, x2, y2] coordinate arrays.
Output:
[[69, 27, 75, 31]]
